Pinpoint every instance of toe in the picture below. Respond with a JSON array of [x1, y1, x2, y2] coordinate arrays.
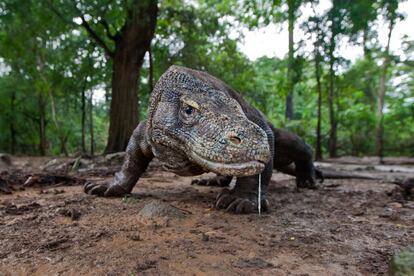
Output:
[[235, 199, 256, 214], [225, 198, 244, 212], [215, 189, 233, 209], [261, 199, 270, 212], [84, 182, 94, 193], [88, 184, 108, 196]]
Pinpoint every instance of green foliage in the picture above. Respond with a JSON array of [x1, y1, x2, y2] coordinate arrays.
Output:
[[0, 0, 412, 158]]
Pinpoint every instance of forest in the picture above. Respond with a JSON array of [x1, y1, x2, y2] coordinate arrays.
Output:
[[1, 1, 414, 275], [0, 0, 413, 159]]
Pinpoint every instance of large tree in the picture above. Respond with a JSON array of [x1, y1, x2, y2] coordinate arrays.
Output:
[[285, 0, 302, 120], [375, 0, 401, 160], [51, 0, 158, 153]]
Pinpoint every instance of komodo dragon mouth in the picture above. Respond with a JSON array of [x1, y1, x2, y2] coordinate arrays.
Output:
[[189, 150, 267, 176]]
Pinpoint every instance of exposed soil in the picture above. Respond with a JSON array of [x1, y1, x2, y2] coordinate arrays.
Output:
[[0, 156, 413, 275]]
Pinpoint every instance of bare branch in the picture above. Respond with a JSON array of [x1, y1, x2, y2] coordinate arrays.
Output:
[[47, 0, 115, 58], [69, 0, 115, 58], [79, 15, 115, 58], [99, 18, 120, 41]]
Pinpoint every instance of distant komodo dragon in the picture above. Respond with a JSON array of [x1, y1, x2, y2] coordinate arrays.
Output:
[[85, 66, 323, 214]]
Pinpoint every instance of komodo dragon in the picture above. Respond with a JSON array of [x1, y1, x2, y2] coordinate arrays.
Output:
[[85, 65, 323, 214]]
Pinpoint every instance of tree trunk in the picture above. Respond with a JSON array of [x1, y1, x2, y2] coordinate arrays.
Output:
[[104, 0, 158, 153], [328, 32, 337, 158], [376, 19, 394, 161], [48, 89, 68, 156], [89, 91, 95, 156], [10, 91, 16, 154], [38, 94, 47, 156], [314, 51, 323, 160], [81, 76, 87, 154], [149, 45, 154, 92], [285, 0, 295, 120], [363, 28, 375, 111]]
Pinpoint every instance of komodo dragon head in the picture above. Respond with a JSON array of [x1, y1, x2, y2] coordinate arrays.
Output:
[[146, 65, 270, 177]]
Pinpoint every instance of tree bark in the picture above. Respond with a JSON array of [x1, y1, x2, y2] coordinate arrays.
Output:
[[104, 0, 158, 153], [376, 19, 394, 161], [149, 45, 154, 92], [328, 28, 337, 158], [89, 91, 95, 156], [81, 75, 87, 154], [314, 50, 323, 160], [48, 89, 68, 156], [363, 28, 375, 111], [285, 0, 296, 120]]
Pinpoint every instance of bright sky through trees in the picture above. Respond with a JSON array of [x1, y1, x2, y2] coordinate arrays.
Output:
[[240, 0, 414, 61]]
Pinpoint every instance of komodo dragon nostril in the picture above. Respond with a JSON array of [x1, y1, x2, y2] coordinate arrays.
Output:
[[228, 135, 241, 145]]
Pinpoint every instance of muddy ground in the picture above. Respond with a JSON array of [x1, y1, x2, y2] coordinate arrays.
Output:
[[0, 156, 413, 275]]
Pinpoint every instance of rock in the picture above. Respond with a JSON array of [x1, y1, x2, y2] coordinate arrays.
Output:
[[0, 154, 12, 166], [201, 230, 226, 241], [58, 208, 81, 220], [403, 202, 414, 209], [43, 158, 59, 168], [0, 177, 13, 194], [387, 202, 403, 209], [127, 233, 142, 241], [234, 257, 274, 269], [201, 233, 209, 241], [137, 200, 187, 226], [389, 247, 414, 276]]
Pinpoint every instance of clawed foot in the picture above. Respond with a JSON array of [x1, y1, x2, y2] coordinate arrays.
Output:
[[296, 176, 319, 190], [296, 168, 324, 190], [84, 180, 130, 197], [215, 188, 269, 214]]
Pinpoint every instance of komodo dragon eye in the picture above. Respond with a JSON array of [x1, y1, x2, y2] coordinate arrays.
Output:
[[180, 99, 199, 119], [184, 106, 194, 115], [180, 100, 199, 125]]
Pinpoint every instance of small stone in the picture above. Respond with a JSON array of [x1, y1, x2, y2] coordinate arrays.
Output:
[[201, 233, 209, 241], [137, 200, 187, 226], [387, 202, 403, 208], [234, 257, 274, 269], [403, 202, 414, 209], [127, 233, 142, 241], [58, 208, 81, 220], [0, 154, 12, 166]]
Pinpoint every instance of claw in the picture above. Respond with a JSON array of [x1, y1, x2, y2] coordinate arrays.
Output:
[[235, 199, 255, 214], [83, 181, 130, 197], [89, 184, 108, 196], [215, 189, 268, 214], [215, 189, 233, 209], [225, 198, 244, 212]]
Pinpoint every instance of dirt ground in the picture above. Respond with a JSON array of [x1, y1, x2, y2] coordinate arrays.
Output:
[[0, 156, 413, 275]]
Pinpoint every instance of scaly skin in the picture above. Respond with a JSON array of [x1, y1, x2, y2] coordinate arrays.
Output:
[[85, 65, 322, 213]]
